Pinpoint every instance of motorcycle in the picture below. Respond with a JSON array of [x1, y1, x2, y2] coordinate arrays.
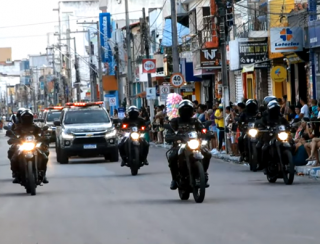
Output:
[[120, 122, 148, 176], [4, 125, 49, 195], [246, 122, 259, 172], [260, 124, 294, 185], [165, 124, 208, 203]]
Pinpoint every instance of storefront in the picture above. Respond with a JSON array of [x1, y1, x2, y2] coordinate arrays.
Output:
[[309, 19, 320, 99], [192, 48, 221, 104], [269, 26, 306, 104]]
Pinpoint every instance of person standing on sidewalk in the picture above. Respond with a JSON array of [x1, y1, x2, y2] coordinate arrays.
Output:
[[215, 104, 225, 152]]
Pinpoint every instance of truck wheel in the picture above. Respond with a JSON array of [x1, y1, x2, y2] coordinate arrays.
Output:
[[105, 152, 119, 162], [60, 149, 69, 164]]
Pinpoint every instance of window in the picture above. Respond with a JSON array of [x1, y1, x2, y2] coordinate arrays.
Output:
[[46, 111, 61, 122], [64, 110, 110, 124]]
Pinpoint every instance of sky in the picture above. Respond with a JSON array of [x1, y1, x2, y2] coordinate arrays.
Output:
[[0, 0, 60, 60]]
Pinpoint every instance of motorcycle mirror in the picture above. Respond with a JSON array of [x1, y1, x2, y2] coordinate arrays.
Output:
[[42, 126, 49, 131]]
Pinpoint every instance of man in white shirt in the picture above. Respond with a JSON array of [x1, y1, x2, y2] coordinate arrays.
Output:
[[299, 98, 310, 119]]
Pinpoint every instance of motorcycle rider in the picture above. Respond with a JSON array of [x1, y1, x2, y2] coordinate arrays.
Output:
[[118, 105, 149, 167], [7, 108, 27, 179], [256, 100, 290, 170], [10, 109, 49, 184], [165, 100, 212, 190]]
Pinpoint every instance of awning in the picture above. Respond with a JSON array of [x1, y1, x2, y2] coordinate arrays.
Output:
[[136, 91, 146, 98], [162, 19, 190, 47], [165, 13, 189, 27], [242, 64, 255, 73]]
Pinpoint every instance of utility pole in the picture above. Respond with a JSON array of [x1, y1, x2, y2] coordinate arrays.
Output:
[[114, 36, 122, 105], [88, 29, 96, 102], [77, 21, 102, 101], [73, 37, 81, 102], [125, 0, 133, 105], [142, 8, 155, 120], [66, 16, 72, 103], [218, 3, 230, 153], [97, 23, 104, 102], [170, 0, 180, 93]]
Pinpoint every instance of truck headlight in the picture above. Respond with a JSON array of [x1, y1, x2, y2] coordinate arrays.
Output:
[[248, 129, 258, 137], [278, 132, 288, 141], [62, 132, 74, 139], [105, 129, 116, 138]]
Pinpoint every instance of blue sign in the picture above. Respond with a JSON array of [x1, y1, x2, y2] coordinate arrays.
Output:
[[99, 13, 112, 63], [309, 20, 320, 48]]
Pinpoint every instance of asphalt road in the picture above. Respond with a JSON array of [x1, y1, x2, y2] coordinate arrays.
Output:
[[0, 133, 319, 244]]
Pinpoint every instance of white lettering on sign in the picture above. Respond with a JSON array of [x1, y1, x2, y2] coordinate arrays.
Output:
[[311, 37, 317, 43], [202, 49, 217, 60], [143, 60, 155, 71]]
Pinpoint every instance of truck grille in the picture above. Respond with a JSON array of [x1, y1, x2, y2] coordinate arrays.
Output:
[[73, 137, 106, 145]]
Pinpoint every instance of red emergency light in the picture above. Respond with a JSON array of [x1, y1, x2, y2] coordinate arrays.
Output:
[[122, 124, 128, 129], [202, 128, 207, 134], [65, 101, 104, 107], [141, 126, 145, 131], [46, 106, 63, 110]]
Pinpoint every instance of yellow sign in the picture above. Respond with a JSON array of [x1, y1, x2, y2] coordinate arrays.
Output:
[[271, 66, 287, 82]]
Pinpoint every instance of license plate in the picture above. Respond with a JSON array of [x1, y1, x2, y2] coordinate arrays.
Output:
[[83, 144, 97, 149]]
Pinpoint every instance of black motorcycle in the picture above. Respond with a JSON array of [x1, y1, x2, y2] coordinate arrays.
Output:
[[260, 124, 294, 184], [245, 122, 259, 172], [165, 125, 208, 203], [4, 126, 49, 195], [120, 122, 148, 176]]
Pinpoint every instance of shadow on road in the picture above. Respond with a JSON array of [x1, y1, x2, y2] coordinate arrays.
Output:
[[0, 192, 28, 197]]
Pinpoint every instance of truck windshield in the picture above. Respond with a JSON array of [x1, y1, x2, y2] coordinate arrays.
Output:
[[64, 110, 110, 124], [47, 111, 61, 121]]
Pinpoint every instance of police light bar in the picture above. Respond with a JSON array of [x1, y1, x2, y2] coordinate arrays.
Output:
[[46, 106, 63, 110], [65, 101, 104, 107]]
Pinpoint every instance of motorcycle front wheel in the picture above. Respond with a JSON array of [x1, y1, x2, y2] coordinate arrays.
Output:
[[178, 188, 190, 200], [282, 149, 294, 185], [27, 161, 36, 196], [130, 146, 140, 176], [192, 161, 206, 203], [249, 142, 258, 172]]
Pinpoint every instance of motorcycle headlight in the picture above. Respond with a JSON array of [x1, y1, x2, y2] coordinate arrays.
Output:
[[20, 142, 35, 151], [62, 132, 74, 139], [187, 139, 200, 149], [105, 129, 117, 138], [278, 132, 288, 141], [131, 132, 139, 140], [248, 129, 258, 137]]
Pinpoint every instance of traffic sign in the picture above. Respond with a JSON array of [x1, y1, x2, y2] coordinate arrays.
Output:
[[109, 97, 117, 106], [160, 85, 170, 101], [146, 87, 156, 100], [170, 73, 185, 88]]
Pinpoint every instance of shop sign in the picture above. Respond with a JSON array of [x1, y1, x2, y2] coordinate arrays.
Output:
[[142, 59, 156, 73], [270, 27, 303, 53], [239, 41, 268, 68], [309, 20, 320, 48], [200, 48, 221, 67], [270, 66, 287, 82]]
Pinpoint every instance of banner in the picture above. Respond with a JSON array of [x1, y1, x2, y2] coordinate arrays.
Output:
[[99, 13, 112, 63]]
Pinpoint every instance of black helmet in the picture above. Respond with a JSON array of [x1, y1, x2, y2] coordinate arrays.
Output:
[[263, 96, 277, 107], [127, 106, 139, 119], [246, 99, 258, 115], [17, 108, 27, 118], [178, 99, 194, 119], [267, 100, 281, 119], [20, 109, 34, 126]]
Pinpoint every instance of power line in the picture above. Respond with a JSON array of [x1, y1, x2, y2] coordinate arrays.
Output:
[[0, 10, 142, 29]]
